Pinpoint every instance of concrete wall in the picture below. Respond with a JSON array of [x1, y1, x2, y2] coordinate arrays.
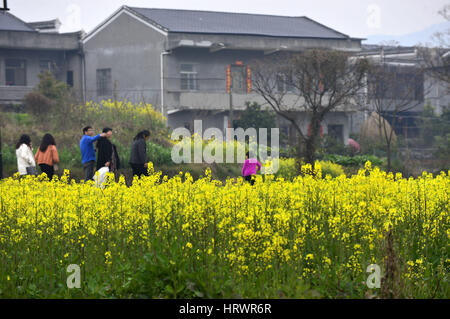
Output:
[[66, 52, 84, 101], [0, 30, 81, 50], [83, 10, 166, 104]]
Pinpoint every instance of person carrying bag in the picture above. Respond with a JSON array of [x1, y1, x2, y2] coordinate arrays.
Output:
[[15, 134, 37, 176]]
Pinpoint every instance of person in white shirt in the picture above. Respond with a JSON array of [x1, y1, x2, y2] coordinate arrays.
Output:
[[15, 134, 36, 176]]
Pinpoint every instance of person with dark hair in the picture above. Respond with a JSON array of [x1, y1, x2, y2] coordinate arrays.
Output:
[[35, 133, 59, 180], [129, 130, 150, 177], [15, 134, 36, 176], [80, 126, 106, 181], [242, 151, 261, 186], [96, 127, 120, 173]]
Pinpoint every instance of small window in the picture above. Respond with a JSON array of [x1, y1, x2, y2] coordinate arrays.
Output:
[[328, 124, 344, 144], [39, 60, 53, 73], [280, 126, 289, 139], [277, 73, 294, 93], [96, 68, 112, 96], [180, 64, 198, 91], [67, 71, 74, 87], [5, 59, 26, 86]]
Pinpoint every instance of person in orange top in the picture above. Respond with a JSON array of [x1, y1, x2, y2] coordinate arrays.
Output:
[[35, 133, 59, 180]]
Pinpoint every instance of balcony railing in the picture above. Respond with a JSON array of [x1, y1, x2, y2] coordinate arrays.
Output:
[[0, 85, 33, 103], [165, 90, 357, 112]]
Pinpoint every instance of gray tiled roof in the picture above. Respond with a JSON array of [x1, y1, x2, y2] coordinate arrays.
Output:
[[0, 11, 36, 32], [128, 7, 350, 39]]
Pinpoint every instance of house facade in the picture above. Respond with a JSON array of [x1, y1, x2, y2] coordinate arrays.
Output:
[[82, 6, 364, 145], [354, 45, 450, 138], [0, 11, 83, 106]]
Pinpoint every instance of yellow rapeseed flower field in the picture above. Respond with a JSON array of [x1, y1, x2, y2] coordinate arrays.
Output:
[[0, 162, 448, 298]]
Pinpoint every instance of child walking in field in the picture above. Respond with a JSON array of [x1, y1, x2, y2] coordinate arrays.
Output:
[[242, 151, 261, 186]]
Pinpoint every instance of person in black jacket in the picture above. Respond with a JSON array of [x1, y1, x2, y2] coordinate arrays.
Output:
[[129, 130, 150, 177], [96, 127, 121, 172]]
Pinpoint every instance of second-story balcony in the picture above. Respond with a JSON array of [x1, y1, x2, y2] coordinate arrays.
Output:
[[164, 90, 360, 114], [0, 85, 34, 104]]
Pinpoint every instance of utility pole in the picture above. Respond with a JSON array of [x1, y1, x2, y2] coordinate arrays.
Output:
[[229, 85, 233, 141], [1, 0, 10, 11]]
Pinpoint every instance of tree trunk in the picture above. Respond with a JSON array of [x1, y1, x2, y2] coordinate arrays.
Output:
[[229, 91, 233, 138], [305, 138, 316, 175], [305, 115, 322, 174], [387, 143, 391, 172], [295, 137, 304, 175]]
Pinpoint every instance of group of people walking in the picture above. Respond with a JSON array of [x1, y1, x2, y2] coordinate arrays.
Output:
[[80, 126, 151, 181], [15, 126, 151, 181], [15, 126, 262, 184]]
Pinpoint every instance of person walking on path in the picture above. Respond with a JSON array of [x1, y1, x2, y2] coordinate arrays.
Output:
[[16, 134, 36, 176], [96, 127, 121, 173], [80, 126, 106, 181], [35, 133, 59, 180], [242, 151, 262, 186], [129, 130, 150, 178]]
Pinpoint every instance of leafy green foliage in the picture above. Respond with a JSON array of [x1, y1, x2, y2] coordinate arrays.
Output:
[[233, 102, 277, 142], [322, 154, 384, 167], [147, 142, 173, 166]]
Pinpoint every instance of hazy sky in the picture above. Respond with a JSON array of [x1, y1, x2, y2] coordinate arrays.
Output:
[[4, 0, 449, 38]]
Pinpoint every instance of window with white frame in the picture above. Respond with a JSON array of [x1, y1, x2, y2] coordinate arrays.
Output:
[[180, 64, 198, 91]]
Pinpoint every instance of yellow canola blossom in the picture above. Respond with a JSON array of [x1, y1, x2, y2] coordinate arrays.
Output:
[[0, 162, 448, 297]]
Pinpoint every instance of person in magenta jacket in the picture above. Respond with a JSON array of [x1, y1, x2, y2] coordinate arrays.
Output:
[[242, 151, 262, 185]]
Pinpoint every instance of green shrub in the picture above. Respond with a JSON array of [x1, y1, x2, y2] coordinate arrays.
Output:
[[434, 133, 450, 160], [1, 144, 17, 166], [318, 160, 345, 178], [147, 142, 173, 166], [322, 154, 384, 167], [320, 135, 348, 155], [58, 145, 82, 168]]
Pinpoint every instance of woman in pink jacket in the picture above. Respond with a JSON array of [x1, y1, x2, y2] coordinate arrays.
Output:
[[242, 151, 261, 186]]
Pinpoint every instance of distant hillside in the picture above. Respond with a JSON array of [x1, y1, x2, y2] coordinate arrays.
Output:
[[364, 22, 450, 47]]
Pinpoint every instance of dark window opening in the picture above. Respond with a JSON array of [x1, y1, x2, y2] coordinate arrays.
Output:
[[5, 59, 26, 86], [328, 124, 344, 144], [384, 111, 420, 138], [96, 68, 112, 96], [66, 71, 74, 87], [368, 67, 424, 101]]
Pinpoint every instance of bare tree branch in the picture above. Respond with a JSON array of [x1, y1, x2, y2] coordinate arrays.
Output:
[[250, 50, 370, 172]]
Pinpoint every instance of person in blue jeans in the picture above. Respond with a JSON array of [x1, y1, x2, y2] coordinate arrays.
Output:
[[80, 126, 106, 181]]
